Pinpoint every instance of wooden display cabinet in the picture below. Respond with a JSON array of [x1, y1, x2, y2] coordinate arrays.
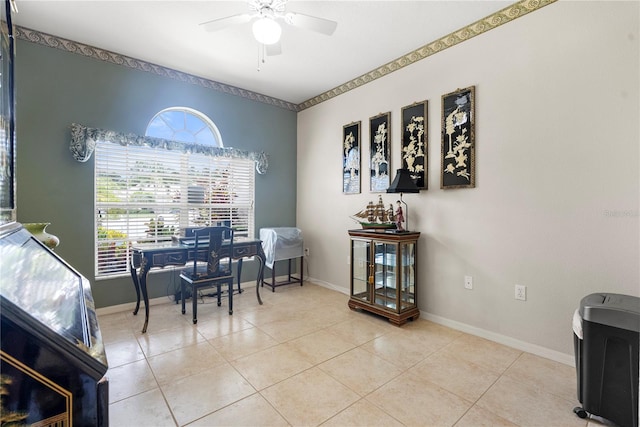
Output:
[[348, 229, 420, 325]]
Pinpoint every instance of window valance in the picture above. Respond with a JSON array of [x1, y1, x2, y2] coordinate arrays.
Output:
[[69, 123, 269, 174]]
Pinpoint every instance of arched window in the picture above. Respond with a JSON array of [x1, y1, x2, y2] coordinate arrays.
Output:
[[145, 107, 223, 146]]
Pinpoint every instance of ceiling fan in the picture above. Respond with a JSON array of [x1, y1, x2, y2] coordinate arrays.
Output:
[[200, 0, 338, 56]]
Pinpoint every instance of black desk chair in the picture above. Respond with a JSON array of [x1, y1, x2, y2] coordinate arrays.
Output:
[[180, 226, 234, 324]]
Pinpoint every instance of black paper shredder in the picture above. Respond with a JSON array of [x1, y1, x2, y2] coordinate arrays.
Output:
[[572, 293, 640, 427]]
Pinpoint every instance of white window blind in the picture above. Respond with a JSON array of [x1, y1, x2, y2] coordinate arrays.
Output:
[[95, 141, 255, 278]]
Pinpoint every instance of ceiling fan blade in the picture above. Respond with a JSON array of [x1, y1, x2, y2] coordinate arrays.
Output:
[[284, 12, 337, 36], [266, 41, 282, 56], [199, 14, 253, 32]]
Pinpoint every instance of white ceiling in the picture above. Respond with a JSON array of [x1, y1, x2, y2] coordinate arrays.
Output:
[[12, 0, 514, 105]]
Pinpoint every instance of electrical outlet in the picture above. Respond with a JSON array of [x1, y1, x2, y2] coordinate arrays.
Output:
[[304, 247, 310, 256], [464, 275, 473, 290], [515, 284, 526, 301]]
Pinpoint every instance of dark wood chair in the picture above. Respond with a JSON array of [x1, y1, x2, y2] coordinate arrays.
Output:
[[180, 226, 234, 324]]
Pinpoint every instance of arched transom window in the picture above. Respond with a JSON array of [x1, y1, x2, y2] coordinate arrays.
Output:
[[146, 107, 223, 147]]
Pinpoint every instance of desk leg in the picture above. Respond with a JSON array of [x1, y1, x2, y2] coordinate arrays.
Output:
[[130, 258, 141, 316], [140, 264, 151, 333], [255, 247, 265, 306], [236, 259, 244, 293], [133, 257, 151, 334]]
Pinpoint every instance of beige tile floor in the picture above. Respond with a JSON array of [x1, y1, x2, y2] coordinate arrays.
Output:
[[99, 281, 609, 427]]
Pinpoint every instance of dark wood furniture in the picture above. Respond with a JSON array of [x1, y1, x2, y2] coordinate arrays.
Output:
[[0, 0, 16, 226], [180, 226, 235, 323], [1, 223, 109, 426], [130, 237, 265, 333], [348, 229, 421, 326]]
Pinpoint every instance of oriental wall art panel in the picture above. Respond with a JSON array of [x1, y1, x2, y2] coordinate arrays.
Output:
[[369, 112, 391, 192], [441, 86, 475, 189], [401, 101, 428, 189], [343, 121, 361, 194]]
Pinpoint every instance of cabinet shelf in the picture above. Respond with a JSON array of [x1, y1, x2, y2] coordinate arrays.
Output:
[[348, 229, 420, 326]]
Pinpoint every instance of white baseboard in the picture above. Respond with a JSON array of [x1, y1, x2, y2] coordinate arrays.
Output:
[[305, 278, 575, 367], [421, 311, 575, 367], [95, 296, 170, 316], [305, 276, 350, 295], [261, 272, 349, 295], [95, 277, 575, 367], [95, 280, 257, 317]]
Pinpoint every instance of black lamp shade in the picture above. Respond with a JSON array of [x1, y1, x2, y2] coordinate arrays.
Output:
[[387, 169, 420, 193]]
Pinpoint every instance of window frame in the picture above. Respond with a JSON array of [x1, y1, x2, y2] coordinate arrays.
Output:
[[93, 109, 256, 279], [146, 107, 223, 147]]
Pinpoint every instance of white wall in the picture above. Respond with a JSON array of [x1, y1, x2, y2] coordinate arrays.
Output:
[[296, 1, 639, 361]]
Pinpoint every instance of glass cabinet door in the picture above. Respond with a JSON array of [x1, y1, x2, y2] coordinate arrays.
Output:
[[349, 230, 420, 325], [400, 241, 416, 311], [351, 239, 371, 304], [373, 241, 397, 310]]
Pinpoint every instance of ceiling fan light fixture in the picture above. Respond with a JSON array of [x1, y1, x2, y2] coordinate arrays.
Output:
[[252, 17, 281, 45]]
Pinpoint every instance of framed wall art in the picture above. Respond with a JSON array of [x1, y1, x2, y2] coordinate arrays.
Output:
[[401, 101, 428, 189], [369, 112, 391, 192], [441, 86, 475, 189], [342, 121, 361, 194]]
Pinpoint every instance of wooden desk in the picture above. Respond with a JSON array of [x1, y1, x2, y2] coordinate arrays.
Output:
[[130, 238, 265, 333]]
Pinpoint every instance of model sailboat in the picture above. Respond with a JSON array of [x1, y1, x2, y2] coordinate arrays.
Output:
[[351, 195, 396, 229]]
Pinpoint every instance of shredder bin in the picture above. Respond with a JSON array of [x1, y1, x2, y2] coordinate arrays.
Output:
[[573, 293, 640, 427]]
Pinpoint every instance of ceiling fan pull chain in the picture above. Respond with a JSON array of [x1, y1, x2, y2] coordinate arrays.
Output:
[[257, 44, 266, 72]]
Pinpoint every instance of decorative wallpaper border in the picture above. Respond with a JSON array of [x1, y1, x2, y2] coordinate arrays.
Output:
[[14, 26, 298, 112], [15, 0, 555, 113], [298, 0, 557, 110]]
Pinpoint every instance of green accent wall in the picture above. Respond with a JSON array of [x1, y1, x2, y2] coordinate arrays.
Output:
[[15, 39, 298, 308]]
